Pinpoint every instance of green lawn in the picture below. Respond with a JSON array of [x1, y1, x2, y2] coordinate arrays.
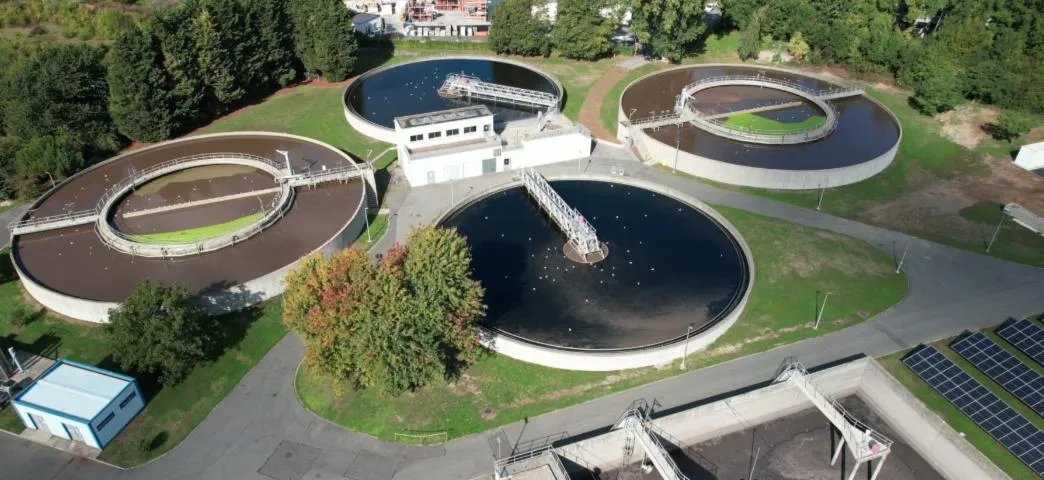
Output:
[[0, 246, 289, 467], [698, 32, 742, 60], [297, 204, 908, 441], [879, 325, 1044, 480], [199, 85, 391, 163], [127, 212, 263, 244], [724, 112, 826, 134], [358, 213, 389, 252]]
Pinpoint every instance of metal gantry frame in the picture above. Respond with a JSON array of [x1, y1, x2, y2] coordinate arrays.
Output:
[[438, 73, 559, 109], [611, 399, 688, 480], [519, 168, 601, 258], [775, 359, 892, 480]]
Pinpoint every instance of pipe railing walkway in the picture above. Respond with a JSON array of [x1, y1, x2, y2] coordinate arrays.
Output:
[[612, 400, 687, 480], [439, 73, 559, 109], [1004, 203, 1044, 236], [775, 359, 891, 480], [519, 168, 601, 257]]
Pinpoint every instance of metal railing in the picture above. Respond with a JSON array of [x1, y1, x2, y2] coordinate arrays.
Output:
[[494, 445, 569, 480], [8, 209, 99, 235], [520, 168, 601, 257], [776, 360, 892, 462], [679, 75, 863, 104], [280, 163, 371, 188], [439, 73, 559, 108], [612, 399, 688, 480]]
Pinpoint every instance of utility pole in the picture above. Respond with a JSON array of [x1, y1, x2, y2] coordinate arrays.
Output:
[[816, 185, 826, 211], [814, 291, 832, 330], [42, 171, 56, 189], [680, 323, 695, 369], [673, 121, 681, 174], [895, 240, 912, 274], [986, 215, 1006, 253]]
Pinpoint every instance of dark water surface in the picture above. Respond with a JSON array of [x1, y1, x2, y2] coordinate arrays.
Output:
[[442, 181, 749, 350], [622, 66, 901, 170], [346, 58, 560, 129]]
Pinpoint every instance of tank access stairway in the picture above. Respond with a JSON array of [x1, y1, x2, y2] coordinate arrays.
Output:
[[519, 168, 602, 259], [612, 399, 688, 480], [1003, 203, 1044, 237], [775, 359, 892, 480], [439, 73, 559, 109]]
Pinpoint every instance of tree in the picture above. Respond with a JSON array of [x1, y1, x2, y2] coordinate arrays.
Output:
[[898, 48, 964, 115], [722, 0, 766, 29], [244, 0, 299, 90], [107, 24, 180, 142], [194, 5, 245, 113], [489, 0, 552, 56], [992, 110, 1036, 141], [283, 227, 484, 393], [737, 7, 763, 60], [787, 31, 810, 61], [553, 0, 614, 61], [106, 281, 215, 387], [2, 43, 117, 152], [151, 4, 205, 131], [14, 133, 84, 187], [630, 0, 705, 63], [290, 0, 359, 81]]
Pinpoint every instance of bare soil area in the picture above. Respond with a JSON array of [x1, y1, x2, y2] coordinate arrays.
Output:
[[859, 155, 1044, 245], [935, 103, 1000, 149], [577, 66, 627, 143]]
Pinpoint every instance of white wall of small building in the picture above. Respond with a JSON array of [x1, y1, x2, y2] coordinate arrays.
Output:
[[15, 382, 144, 449], [401, 144, 501, 186], [1014, 141, 1044, 171], [396, 115, 493, 150]]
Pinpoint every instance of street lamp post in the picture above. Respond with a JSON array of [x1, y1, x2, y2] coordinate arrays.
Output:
[[42, 171, 56, 189], [276, 149, 291, 173], [814, 291, 832, 330], [986, 215, 1006, 253], [680, 323, 695, 369], [816, 185, 826, 211], [673, 121, 681, 173], [895, 240, 912, 274]]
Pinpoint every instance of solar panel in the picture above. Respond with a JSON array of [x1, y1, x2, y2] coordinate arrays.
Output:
[[903, 346, 1044, 477], [951, 332, 1044, 417], [998, 319, 1044, 367]]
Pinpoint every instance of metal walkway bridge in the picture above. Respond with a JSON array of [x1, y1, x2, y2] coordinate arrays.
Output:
[[8, 210, 99, 236], [776, 360, 892, 480], [519, 168, 602, 259], [439, 73, 559, 109], [612, 400, 687, 480], [1004, 203, 1044, 236], [277, 163, 371, 188]]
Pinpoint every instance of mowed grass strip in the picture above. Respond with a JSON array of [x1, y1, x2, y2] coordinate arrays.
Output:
[[296, 205, 908, 441], [879, 328, 1044, 480], [127, 212, 263, 244], [724, 112, 826, 134]]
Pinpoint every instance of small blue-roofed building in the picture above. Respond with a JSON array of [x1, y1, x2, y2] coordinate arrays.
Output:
[[12, 359, 144, 449]]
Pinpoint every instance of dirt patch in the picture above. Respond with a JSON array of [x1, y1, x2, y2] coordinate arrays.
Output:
[[935, 104, 999, 149], [480, 407, 497, 421], [447, 374, 481, 397], [859, 154, 1044, 244], [577, 66, 629, 143]]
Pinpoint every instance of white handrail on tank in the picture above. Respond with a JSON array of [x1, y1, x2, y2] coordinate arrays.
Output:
[[519, 167, 601, 257], [438, 73, 559, 109]]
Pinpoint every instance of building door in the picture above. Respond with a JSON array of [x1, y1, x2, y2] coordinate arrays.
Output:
[[482, 158, 496, 174], [426, 170, 435, 185], [63, 423, 86, 443], [28, 413, 48, 433], [443, 165, 459, 181]]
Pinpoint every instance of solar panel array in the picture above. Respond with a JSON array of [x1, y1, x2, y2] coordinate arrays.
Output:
[[951, 332, 1044, 417], [903, 346, 1044, 477], [998, 319, 1044, 367]]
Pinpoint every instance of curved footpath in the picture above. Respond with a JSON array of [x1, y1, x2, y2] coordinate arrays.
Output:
[[5, 156, 1044, 480]]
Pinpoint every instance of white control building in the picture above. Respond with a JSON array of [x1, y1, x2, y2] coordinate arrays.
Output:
[[394, 105, 592, 186], [12, 360, 145, 449]]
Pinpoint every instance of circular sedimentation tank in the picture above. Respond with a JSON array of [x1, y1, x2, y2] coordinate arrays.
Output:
[[620, 64, 902, 189], [343, 56, 563, 142], [10, 132, 368, 323], [440, 177, 753, 370]]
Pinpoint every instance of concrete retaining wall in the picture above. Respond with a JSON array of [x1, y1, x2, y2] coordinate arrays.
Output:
[[616, 64, 902, 190], [443, 173, 755, 371], [341, 55, 565, 144], [857, 359, 1009, 480], [12, 132, 368, 323]]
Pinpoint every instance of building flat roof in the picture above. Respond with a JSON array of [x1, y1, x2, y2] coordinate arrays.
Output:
[[16, 361, 133, 421], [395, 105, 492, 129], [352, 13, 381, 24]]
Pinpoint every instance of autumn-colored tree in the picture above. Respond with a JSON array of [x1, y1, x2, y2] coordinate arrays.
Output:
[[283, 227, 484, 393]]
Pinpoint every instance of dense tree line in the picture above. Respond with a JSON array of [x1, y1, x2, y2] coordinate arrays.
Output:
[[0, 0, 358, 201], [283, 227, 485, 394], [722, 0, 1044, 117]]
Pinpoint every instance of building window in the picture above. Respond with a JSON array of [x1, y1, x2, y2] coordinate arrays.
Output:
[[464, 126, 477, 134], [119, 391, 138, 409], [446, 128, 460, 137], [409, 134, 423, 142], [483, 125, 491, 132], [503, 158, 511, 166], [97, 412, 115, 431], [428, 131, 441, 139]]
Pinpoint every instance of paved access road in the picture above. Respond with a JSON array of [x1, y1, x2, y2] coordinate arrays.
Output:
[[0, 203, 29, 248], [3, 157, 1044, 480]]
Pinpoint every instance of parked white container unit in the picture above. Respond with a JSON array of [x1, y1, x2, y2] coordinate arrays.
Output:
[[12, 360, 144, 449]]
